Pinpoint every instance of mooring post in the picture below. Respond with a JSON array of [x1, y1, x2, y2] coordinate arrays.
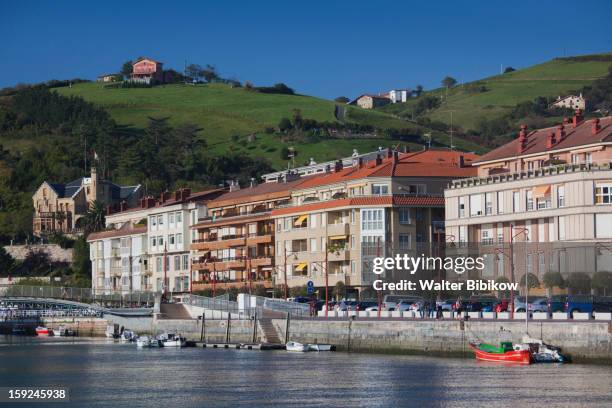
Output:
[[200, 312, 205, 342], [225, 312, 231, 343], [252, 311, 258, 343], [285, 312, 290, 344]]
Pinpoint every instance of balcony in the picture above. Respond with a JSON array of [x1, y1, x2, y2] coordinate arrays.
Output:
[[246, 233, 273, 245], [192, 279, 272, 291], [250, 256, 273, 267], [328, 248, 350, 262], [110, 247, 121, 258], [110, 267, 122, 277], [191, 235, 246, 251], [327, 222, 350, 236], [448, 161, 612, 190]]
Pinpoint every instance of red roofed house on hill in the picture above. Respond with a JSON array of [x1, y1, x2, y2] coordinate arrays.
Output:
[[445, 111, 612, 294], [131, 57, 164, 84]]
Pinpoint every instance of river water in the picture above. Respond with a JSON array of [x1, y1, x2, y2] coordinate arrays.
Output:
[[0, 336, 610, 408]]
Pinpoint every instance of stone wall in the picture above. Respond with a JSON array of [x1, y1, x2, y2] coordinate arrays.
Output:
[[272, 318, 612, 363]]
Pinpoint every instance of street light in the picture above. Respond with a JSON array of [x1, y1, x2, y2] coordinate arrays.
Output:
[[495, 226, 529, 319]]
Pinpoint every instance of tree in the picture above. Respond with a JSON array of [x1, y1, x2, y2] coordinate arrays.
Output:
[[504, 67, 516, 73], [543, 271, 565, 296], [414, 84, 424, 97], [333, 281, 346, 300], [278, 117, 292, 132], [441, 76, 457, 89], [72, 236, 91, 280], [334, 96, 349, 104], [495, 276, 511, 298], [83, 200, 106, 235], [280, 146, 291, 160], [185, 64, 203, 82], [591, 271, 612, 295], [0, 246, 15, 276], [202, 64, 219, 82], [519, 273, 540, 289], [567, 272, 591, 294], [121, 60, 133, 79], [292, 109, 303, 130]]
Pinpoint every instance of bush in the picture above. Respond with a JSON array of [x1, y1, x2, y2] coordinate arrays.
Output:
[[543, 271, 565, 289], [278, 117, 292, 132], [567, 273, 591, 293], [519, 273, 540, 289]]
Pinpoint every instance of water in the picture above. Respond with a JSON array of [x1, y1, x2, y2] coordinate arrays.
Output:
[[0, 336, 611, 408]]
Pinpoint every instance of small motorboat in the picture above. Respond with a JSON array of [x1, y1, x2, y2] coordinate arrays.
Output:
[[520, 336, 569, 363], [469, 342, 532, 364], [35, 326, 52, 336], [136, 336, 152, 348], [120, 330, 137, 342], [161, 333, 186, 348], [286, 341, 309, 352], [308, 343, 335, 351], [53, 325, 76, 337]]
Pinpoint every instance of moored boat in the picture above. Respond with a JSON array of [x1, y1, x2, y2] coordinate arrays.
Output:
[[308, 343, 334, 351], [161, 333, 186, 348], [286, 341, 309, 352], [35, 326, 52, 336], [469, 342, 532, 364], [120, 330, 136, 342], [136, 336, 152, 348], [520, 336, 569, 363]]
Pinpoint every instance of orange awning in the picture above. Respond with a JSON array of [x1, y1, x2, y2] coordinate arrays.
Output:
[[533, 185, 551, 198]]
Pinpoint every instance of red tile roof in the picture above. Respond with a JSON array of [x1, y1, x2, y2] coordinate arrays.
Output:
[[475, 117, 612, 164], [207, 177, 312, 208]]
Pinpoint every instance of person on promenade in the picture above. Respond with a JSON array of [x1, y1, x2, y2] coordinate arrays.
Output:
[[455, 296, 463, 318]]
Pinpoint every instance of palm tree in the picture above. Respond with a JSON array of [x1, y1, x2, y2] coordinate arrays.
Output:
[[84, 200, 106, 235]]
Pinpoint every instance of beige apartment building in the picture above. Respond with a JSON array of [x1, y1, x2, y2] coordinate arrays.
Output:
[[271, 149, 477, 295], [445, 113, 612, 285]]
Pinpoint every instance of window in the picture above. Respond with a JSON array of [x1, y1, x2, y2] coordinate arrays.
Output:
[[586, 152, 593, 164], [526, 254, 533, 274], [458, 197, 466, 218], [513, 191, 520, 213], [557, 185, 565, 207], [399, 209, 411, 224], [351, 210, 356, 224], [150, 216, 157, 227], [158, 215, 164, 226], [539, 253, 545, 274], [182, 254, 189, 270], [310, 214, 317, 229], [558, 216, 566, 240], [174, 255, 180, 271], [537, 196, 551, 210], [497, 223, 504, 243], [469, 194, 483, 216], [169, 213, 174, 225], [176, 212, 182, 224], [595, 214, 612, 238], [151, 237, 156, 247], [481, 229, 493, 245], [372, 184, 389, 196], [571, 154, 580, 164], [526, 190, 534, 211], [399, 234, 411, 250], [485, 193, 493, 215], [310, 238, 317, 252], [458, 226, 467, 246], [362, 209, 384, 230], [595, 184, 612, 204], [351, 235, 356, 249], [351, 260, 356, 275], [176, 233, 182, 245], [158, 236, 164, 247], [156, 257, 162, 273], [169, 234, 175, 245], [496, 254, 504, 277]]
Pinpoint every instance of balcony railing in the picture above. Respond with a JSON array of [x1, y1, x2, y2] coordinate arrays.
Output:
[[449, 161, 612, 190]]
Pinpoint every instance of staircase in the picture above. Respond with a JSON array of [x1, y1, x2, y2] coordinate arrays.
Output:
[[258, 318, 282, 344]]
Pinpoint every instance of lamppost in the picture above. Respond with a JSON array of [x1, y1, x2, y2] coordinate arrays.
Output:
[[495, 226, 529, 319]]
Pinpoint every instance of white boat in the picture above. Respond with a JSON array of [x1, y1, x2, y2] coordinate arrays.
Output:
[[53, 325, 76, 337], [136, 336, 152, 348], [520, 336, 568, 363], [308, 343, 334, 351], [161, 333, 186, 348], [120, 330, 136, 342], [286, 341, 309, 352]]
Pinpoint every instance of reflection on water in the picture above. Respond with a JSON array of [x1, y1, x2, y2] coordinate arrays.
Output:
[[0, 336, 611, 408]]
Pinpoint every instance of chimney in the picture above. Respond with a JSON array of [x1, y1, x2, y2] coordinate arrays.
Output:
[[173, 190, 181, 201], [563, 117, 569, 125], [145, 196, 156, 208], [334, 160, 343, 172], [120, 200, 128, 211], [181, 188, 191, 200], [458, 155, 465, 168], [229, 180, 240, 192], [393, 150, 399, 163], [375, 154, 382, 166], [139, 198, 145, 209], [517, 124, 528, 153], [387, 147, 393, 159], [592, 118, 601, 135], [250, 178, 257, 188], [557, 124, 566, 141], [572, 108, 583, 128], [358, 157, 364, 169], [546, 131, 556, 149]]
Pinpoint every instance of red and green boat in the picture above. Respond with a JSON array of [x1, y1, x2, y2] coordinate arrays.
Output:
[[469, 342, 532, 365]]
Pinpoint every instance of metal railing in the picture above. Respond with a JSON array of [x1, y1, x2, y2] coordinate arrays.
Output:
[[183, 294, 257, 319]]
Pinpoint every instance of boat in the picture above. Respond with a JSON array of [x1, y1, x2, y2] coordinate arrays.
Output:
[[308, 343, 335, 351], [161, 333, 186, 348], [520, 336, 569, 363], [286, 341, 309, 352], [469, 342, 532, 364], [136, 336, 152, 348], [35, 326, 52, 336], [120, 330, 136, 342], [52, 325, 76, 337]]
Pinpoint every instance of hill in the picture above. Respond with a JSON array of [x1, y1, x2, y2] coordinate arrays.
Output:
[[380, 53, 612, 134], [54, 82, 483, 168]]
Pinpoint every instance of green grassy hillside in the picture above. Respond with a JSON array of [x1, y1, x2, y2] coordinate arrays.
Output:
[[381, 54, 612, 132], [55, 82, 483, 168]]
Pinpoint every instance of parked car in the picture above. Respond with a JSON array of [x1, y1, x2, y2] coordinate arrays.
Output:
[[493, 299, 509, 313], [514, 297, 548, 313], [436, 300, 455, 311], [335, 300, 359, 311], [395, 300, 414, 312], [565, 295, 612, 316], [382, 295, 421, 311], [547, 295, 567, 313], [358, 301, 378, 311]]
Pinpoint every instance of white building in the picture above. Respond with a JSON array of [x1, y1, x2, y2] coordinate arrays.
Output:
[[88, 188, 225, 295], [550, 93, 586, 110], [389, 89, 411, 103]]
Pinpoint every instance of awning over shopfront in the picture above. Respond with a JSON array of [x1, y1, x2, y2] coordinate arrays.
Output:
[[329, 235, 347, 241]]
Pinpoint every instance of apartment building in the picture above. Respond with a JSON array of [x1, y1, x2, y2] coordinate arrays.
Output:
[[271, 148, 478, 295], [190, 178, 307, 293], [444, 112, 612, 284], [88, 188, 225, 295]]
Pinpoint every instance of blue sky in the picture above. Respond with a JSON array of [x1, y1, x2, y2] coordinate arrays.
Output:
[[1, 0, 610, 99]]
